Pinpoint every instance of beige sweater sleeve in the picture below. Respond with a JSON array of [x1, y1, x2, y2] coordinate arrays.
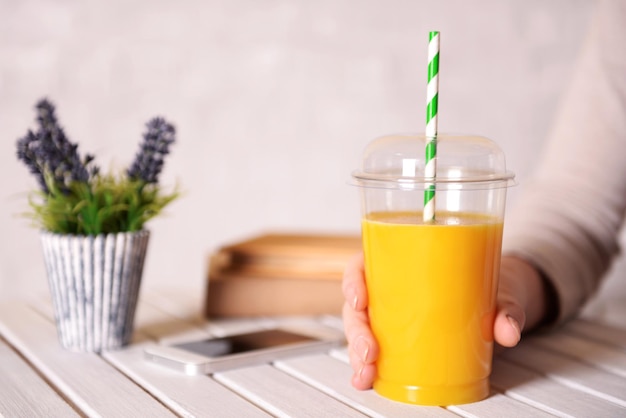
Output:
[[502, 0, 626, 323]]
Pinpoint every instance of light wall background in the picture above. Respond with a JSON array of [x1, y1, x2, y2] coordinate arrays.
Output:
[[2, 0, 624, 309]]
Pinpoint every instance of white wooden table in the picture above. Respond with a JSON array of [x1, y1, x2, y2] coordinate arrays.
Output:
[[1, 287, 625, 417]]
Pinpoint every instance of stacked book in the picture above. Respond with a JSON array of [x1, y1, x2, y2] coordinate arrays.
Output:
[[205, 233, 361, 317]]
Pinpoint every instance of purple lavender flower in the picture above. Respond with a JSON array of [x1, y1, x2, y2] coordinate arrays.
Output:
[[16, 130, 47, 192], [16, 99, 97, 194], [127, 117, 176, 184]]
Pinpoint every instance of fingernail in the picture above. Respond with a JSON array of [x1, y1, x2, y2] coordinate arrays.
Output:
[[357, 365, 365, 382], [352, 294, 359, 310], [355, 336, 370, 362], [507, 315, 522, 343]]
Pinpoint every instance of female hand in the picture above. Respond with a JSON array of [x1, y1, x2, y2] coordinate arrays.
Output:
[[341, 252, 549, 390]]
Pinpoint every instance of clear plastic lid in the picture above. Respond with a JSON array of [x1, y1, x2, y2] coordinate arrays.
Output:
[[351, 134, 515, 190]]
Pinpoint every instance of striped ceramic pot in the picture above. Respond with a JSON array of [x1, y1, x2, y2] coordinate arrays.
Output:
[[40, 230, 150, 352]]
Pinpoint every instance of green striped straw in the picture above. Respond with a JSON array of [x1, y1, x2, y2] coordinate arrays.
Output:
[[424, 31, 439, 222]]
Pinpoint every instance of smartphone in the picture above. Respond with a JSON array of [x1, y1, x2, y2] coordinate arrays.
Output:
[[144, 328, 343, 375]]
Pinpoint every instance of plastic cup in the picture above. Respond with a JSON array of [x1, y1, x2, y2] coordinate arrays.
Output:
[[351, 134, 515, 406]]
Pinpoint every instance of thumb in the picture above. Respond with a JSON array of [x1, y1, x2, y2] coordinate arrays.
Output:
[[494, 298, 526, 348]]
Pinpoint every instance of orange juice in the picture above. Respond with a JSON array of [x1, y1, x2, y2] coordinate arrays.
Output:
[[362, 211, 503, 405]]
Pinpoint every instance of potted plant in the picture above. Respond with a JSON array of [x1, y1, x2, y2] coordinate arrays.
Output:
[[16, 98, 179, 352]]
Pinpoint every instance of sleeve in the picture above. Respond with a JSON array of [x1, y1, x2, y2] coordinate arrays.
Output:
[[502, 0, 626, 324]]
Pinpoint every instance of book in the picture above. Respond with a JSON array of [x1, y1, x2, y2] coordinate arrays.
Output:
[[205, 233, 361, 317]]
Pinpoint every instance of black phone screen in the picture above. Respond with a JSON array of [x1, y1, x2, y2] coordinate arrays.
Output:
[[172, 329, 318, 358]]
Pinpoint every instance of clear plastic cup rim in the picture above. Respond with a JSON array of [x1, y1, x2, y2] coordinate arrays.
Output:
[[350, 170, 516, 191]]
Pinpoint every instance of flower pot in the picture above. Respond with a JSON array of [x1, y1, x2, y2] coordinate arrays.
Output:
[[40, 230, 150, 352]]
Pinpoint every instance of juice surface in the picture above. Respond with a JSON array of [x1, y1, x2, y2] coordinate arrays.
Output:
[[362, 211, 503, 405]]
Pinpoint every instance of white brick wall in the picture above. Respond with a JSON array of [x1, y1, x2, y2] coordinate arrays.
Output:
[[5, 0, 622, 308]]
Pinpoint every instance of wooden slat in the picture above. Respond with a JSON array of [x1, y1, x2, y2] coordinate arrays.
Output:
[[104, 343, 270, 418], [562, 318, 626, 351], [0, 302, 174, 417], [0, 337, 79, 417], [499, 340, 626, 407], [277, 353, 460, 417], [204, 315, 343, 340], [214, 364, 367, 417], [527, 331, 626, 378], [133, 297, 212, 344], [27, 292, 57, 321], [142, 286, 207, 326], [318, 314, 344, 332], [328, 346, 350, 362], [604, 300, 626, 327], [491, 358, 626, 416], [583, 299, 626, 330], [205, 316, 279, 337], [270, 316, 347, 342], [323, 348, 550, 417], [3, 288, 625, 418], [446, 391, 554, 418]]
